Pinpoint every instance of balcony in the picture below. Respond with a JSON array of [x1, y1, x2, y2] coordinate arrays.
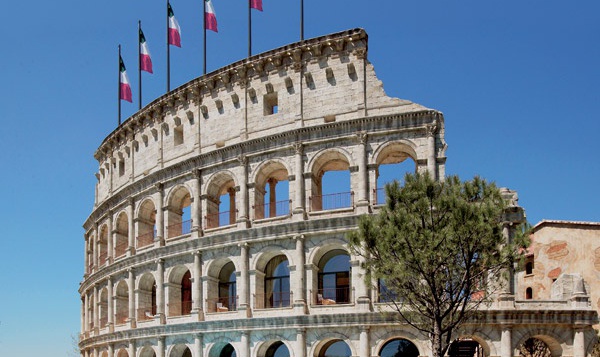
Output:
[[167, 300, 192, 317], [137, 306, 157, 321], [314, 287, 352, 305], [253, 199, 291, 220], [137, 231, 155, 249], [167, 219, 192, 239], [206, 296, 237, 313], [310, 191, 354, 212], [205, 210, 238, 230], [253, 292, 293, 309]]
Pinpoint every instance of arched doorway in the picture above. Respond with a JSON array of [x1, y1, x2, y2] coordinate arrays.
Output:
[[379, 338, 419, 357]]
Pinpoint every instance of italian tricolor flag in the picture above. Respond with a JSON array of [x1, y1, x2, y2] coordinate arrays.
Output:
[[251, 0, 262, 11], [168, 3, 181, 47], [139, 28, 153, 73], [119, 56, 132, 103], [205, 0, 218, 32]]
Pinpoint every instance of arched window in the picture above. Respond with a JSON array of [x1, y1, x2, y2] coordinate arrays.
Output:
[[115, 212, 129, 258], [374, 143, 417, 205], [265, 342, 290, 357], [116, 349, 129, 357], [166, 187, 192, 238], [253, 162, 290, 219], [181, 270, 192, 315], [206, 174, 237, 228], [310, 151, 352, 212], [115, 280, 129, 325], [525, 261, 533, 275], [99, 288, 109, 328], [218, 262, 237, 311], [263, 256, 290, 308], [449, 339, 483, 357], [380, 338, 419, 357], [220, 344, 237, 357], [519, 338, 551, 357], [167, 267, 192, 317], [137, 273, 157, 322], [318, 340, 351, 357], [526, 287, 533, 300], [98, 226, 108, 266], [317, 250, 351, 305], [137, 199, 156, 249]]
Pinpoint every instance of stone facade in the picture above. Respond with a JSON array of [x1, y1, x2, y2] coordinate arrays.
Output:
[[79, 29, 597, 357]]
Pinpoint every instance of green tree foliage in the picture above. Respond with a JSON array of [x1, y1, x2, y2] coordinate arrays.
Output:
[[348, 173, 528, 357]]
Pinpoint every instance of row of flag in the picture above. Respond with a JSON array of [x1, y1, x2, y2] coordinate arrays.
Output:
[[118, 0, 263, 119]]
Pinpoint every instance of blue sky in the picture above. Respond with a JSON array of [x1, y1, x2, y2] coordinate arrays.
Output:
[[0, 1, 598, 355]]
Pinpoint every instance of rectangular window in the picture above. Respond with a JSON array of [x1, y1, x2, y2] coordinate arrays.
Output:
[[264, 93, 278, 116], [174, 125, 184, 146], [118, 160, 125, 177]]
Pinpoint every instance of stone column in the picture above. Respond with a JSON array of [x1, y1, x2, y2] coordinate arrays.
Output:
[[128, 268, 136, 328], [296, 329, 306, 357], [93, 284, 99, 333], [268, 178, 277, 217], [353, 251, 371, 311], [157, 336, 166, 357], [241, 331, 250, 357], [106, 215, 113, 263], [128, 340, 136, 357], [238, 243, 250, 317], [192, 169, 203, 238], [574, 327, 585, 357], [156, 259, 166, 324], [91, 231, 97, 272], [80, 297, 85, 335], [501, 325, 512, 357], [195, 334, 203, 357], [292, 143, 305, 219], [155, 183, 165, 247], [237, 155, 249, 227], [84, 234, 90, 275], [108, 343, 114, 357], [356, 132, 369, 213], [294, 235, 307, 314], [359, 327, 370, 357], [426, 122, 437, 181], [107, 276, 114, 332], [193, 251, 204, 321], [229, 188, 237, 225], [84, 292, 89, 333], [128, 198, 135, 255]]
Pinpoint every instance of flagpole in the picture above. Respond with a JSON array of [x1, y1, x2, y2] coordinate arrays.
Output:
[[248, 0, 252, 57], [167, 0, 171, 92], [118, 45, 122, 126], [300, 0, 304, 41], [203, 0, 207, 75], [138, 21, 142, 110]]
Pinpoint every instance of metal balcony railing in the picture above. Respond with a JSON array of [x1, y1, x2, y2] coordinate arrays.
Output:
[[373, 187, 385, 205], [167, 300, 192, 317], [206, 296, 238, 313], [137, 306, 157, 321], [253, 199, 291, 219], [315, 287, 351, 305], [253, 291, 293, 309], [167, 219, 192, 238], [205, 210, 237, 229], [310, 191, 354, 212], [137, 231, 155, 248], [114, 241, 128, 258]]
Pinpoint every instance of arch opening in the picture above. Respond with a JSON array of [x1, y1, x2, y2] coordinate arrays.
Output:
[[374, 146, 416, 205], [137, 199, 156, 249], [114, 280, 129, 325], [310, 152, 352, 212], [254, 163, 290, 219], [519, 337, 552, 357], [318, 340, 351, 357], [257, 255, 291, 309], [167, 187, 192, 238], [168, 268, 192, 317], [379, 338, 420, 357], [206, 174, 237, 229], [449, 339, 484, 357], [115, 212, 129, 258], [316, 250, 351, 305], [137, 273, 157, 322]]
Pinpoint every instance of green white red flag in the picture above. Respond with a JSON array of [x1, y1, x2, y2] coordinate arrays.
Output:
[[205, 0, 218, 32], [119, 56, 132, 102], [139, 28, 153, 73], [251, 0, 262, 11], [168, 3, 181, 47]]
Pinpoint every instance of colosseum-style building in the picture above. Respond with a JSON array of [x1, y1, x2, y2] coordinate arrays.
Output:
[[80, 29, 598, 357]]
